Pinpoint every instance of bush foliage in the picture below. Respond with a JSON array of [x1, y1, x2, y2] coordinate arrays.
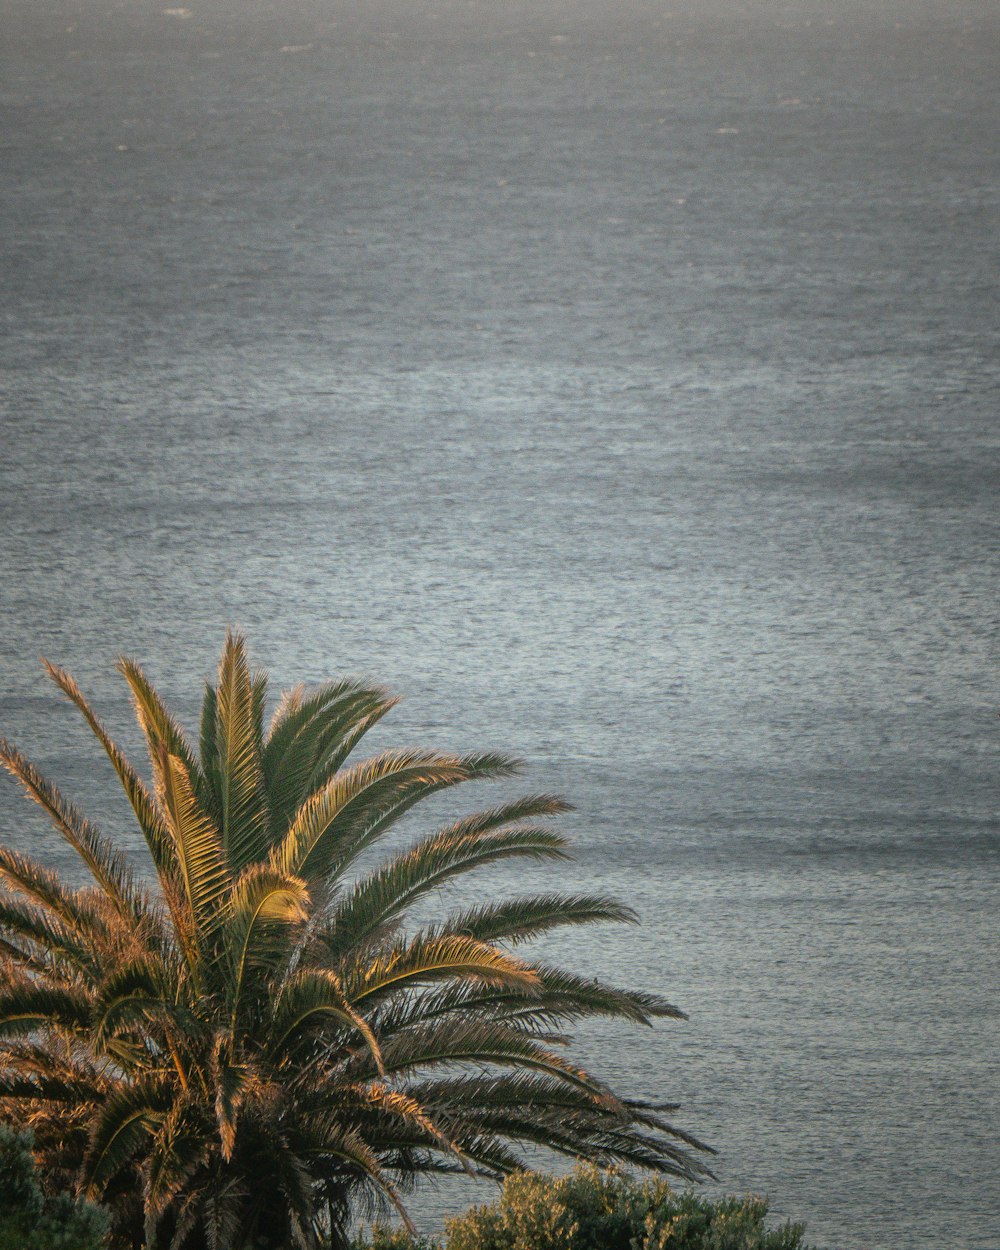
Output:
[[353, 1166, 810, 1250], [0, 1126, 110, 1250]]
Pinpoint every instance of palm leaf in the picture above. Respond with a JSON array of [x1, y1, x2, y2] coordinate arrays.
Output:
[[324, 827, 571, 955], [0, 844, 111, 937], [117, 655, 204, 796], [198, 681, 222, 827], [226, 863, 310, 1029], [0, 976, 93, 1038], [0, 734, 150, 927], [271, 750, 519, 889], [349, 1017, 618, 1109], [214, 630, 269, 872], [347, 932, 541, 1010], [443, 892, 638, 946], [267, 967, 384, 1069], [293, 1117, 417, 1235], [83, 1073, 173, 1191], [154, 748, 230, 977], [0, 893, 97, 978], [263, 681, 398, 837]]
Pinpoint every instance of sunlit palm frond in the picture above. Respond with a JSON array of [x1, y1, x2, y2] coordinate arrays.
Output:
[[154, 748, 230, 980], [266, 967, 384, 1071], [263, 680, 399, 834], [226, 863, 310, 1028], [214, 631, 270, 873], [117, 655, 204, 797], [270, 750, 469, 885], [0, 734, 150, 927], [347, 931, 541, 1012], [0, 844, 111, 936]]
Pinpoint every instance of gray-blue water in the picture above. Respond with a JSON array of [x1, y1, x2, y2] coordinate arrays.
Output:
[[2, 1, 998, 1246]]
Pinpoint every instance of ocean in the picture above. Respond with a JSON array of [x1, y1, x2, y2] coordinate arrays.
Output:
[[1, 1, 998, 1246]]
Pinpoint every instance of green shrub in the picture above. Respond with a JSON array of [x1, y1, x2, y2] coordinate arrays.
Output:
[[0, 1126, 110, 1250], [353, 1166, 810, 1250]]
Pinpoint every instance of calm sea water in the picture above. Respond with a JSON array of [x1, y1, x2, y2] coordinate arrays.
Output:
[[2, 2, 998, 1246]]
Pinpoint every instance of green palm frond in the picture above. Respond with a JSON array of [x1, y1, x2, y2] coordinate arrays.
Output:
[[214, 631, 270, 873], [348, 931, 541, 1011], [270, 750, 467, 884], [263, 681, 399, 835], [349, 1017, 618, 1110], [357, 1083, 475, 1174], [293, 1117, 416, 1235], [444, 893, 638, 946], [435, 793, 574, 838], [40, 660, 180, 879], [198, 682, 222, 825], [399, 1070, 713, 1178], [142, 1097, 211, 1223], [93, 954, 199, 1063], [371, 963, 683, 1042], [325, 827, 570, 956], [154, 748, 230, 977], [500, 964, 687, 1026], [226, 863, 310, 1027], [267, 967, 384, 1069]]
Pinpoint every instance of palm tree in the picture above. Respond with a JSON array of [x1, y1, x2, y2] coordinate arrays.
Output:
[[0, 633, 711, 1250]]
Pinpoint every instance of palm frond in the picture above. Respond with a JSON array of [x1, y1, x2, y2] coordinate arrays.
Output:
[[0, 1039, 110, 1103], [272, 751, 520, 889], [226, 863, 310, 1028], [267, 967, 384, 1070], [0, 734, 150, 927], [270, 750, 466, 885], [360, 1083, 474, 1175], [444, 893, 638, 946], [142, 1097, 211, 1222], [324, 827, 570, 956], [293, 1117, 417, 1236], [0, 844, 111, 937], [263, 681, 399, 839], [83, 1073, 173, 1191], [0, 975, 93, 1038], [371, 963, 683, 1039], [0, 892, 97, 979], [117, 655, 204, 797], [199, 681, 222, 827], [214, 630, 270, 872], [347, 931, 541, 1011], [349, 1017, 619, 1112], [154, 748, 230, 977]]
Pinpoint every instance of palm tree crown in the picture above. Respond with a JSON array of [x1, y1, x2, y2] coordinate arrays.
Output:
[[0, 633, 711, 1250]]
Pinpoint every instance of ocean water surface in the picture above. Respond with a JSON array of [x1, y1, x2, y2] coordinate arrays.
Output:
[[1, 2, 998, 1247]]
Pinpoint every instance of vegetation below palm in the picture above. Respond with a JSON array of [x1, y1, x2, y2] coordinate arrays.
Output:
[[0, 1125, 110, 1250], [0, 633, 711, 1249], [355, 1167, 811, 1250]]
